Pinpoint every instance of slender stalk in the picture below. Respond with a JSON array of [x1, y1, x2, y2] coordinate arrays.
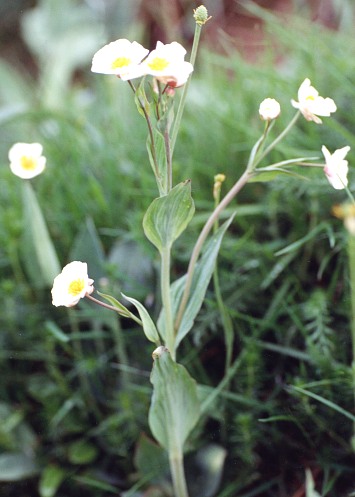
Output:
[[174, 169, 253, 332], [169, 450, 189, 497], [212, 178, 234, 373], [128, 80, 163, 193], [164, 127, 173, 191], [253, 111, 300, 168], [161, 246, 176, 360], [86, 294, 143, 327], [170, 21, 203, 156]]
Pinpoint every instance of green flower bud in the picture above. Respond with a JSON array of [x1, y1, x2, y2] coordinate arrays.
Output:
[[193, 5, 211, 25]]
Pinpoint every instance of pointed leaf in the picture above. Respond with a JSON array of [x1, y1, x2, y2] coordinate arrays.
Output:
[[134, 77, 150, 119], [146, 128, 167, 196], [143, 181, 195, 252], [39, 465, 66, 497], [22, 182, 61, 287], [122, 293, 160, 344], [149, 347, 200, 452], [97, 291, 131, 317], [158, 216, 235, 350], [134, 433, 169, 481]]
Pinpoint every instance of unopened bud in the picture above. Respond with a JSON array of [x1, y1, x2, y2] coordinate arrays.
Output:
[[193, 5, 211, 25], [213, 173, 226, 200]]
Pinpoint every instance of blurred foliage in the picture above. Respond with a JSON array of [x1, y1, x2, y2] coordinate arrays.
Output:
[[0, 0, 355, 496]]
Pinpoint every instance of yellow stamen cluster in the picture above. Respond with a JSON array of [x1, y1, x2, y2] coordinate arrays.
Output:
[[148, 57, 170, 72], [111, 57, 131, 69], [20, 156, 37, 171], [68, 279, 85, 296]]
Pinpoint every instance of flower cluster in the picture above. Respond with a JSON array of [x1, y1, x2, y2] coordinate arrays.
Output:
[[91, 39, 193, 88], [258, 79, 350, 190]]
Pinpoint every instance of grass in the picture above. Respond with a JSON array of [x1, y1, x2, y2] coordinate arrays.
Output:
[[0, 1, 355, 496]]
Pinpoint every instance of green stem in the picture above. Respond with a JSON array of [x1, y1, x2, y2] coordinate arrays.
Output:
[[212, 183, 233, 373], [170, 22, 203, 156], [128, 80, 163, 194], [161, 246, 175, 360], [169, 450, 189, 497], [164, 127, 173, 191], [253, 111, 300, 168], [174, 169, 253, 333], [86, 294, 143, 327]]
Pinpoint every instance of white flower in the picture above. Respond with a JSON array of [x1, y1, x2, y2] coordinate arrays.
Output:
[[259, 98, 281, 120], [51, 261, 94, 307], [291, 78, 336, 124], [8, 142, 46, 179], [91, 39, 149, 77], [322, 145, 350, 190], [124, 41, 193, 87]]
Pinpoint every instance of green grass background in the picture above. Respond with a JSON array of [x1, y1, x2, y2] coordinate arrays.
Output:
[[0, 1, 354, 496]]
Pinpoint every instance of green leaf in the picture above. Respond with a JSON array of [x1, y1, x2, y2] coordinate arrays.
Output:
[[122, 293, 161, 344], [143, 181, 195, 252], [134, 77, 150, 119], [0, 452, 38, 481], [39, 465, 66, 497], [149, 347, 200, 453], [44, 320, 70, 343], [68, 439, 98, 465], [134, 433, 169, 481], [21, 181, 61, 287], [97, 291, 131, 317], [248, 169, 290, 182], [146, 127, 167, 196], [158, 215, 234, 350]]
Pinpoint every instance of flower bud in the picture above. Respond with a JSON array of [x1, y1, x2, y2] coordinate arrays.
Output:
[[259, 98, 281, 121], [193, 5, 211, 25], [213, 173, 226, 201]]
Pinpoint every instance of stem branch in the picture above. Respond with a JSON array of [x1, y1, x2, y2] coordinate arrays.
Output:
[[174, 169, 253, 332]]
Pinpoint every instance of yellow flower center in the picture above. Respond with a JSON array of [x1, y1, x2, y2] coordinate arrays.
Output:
[[111, 57, 131, 69], [68, 278, 85, 296], [148, 57, 169, 72], [20, 156, 37, 170], [306, 95, 315, 101]]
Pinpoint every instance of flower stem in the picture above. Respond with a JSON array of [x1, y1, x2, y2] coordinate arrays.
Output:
[[128, 80, 164, 194], [161, 246, 176, 360], [253, 111, 300, 168], [85, 294, 143, 327], [169, 450, 189, 497], [170, 21, 203, 156], [174, 169, 253, 332]]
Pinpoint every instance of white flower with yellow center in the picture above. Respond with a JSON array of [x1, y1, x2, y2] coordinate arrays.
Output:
[[8, 142, 46, 179], [91, 39, 149, 77], [51, 261, 94, 307], [291, 78, 336, 124], [259, 98, 281, 120], [322, 145, 350, 190], [125, 41, 193, 87]]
